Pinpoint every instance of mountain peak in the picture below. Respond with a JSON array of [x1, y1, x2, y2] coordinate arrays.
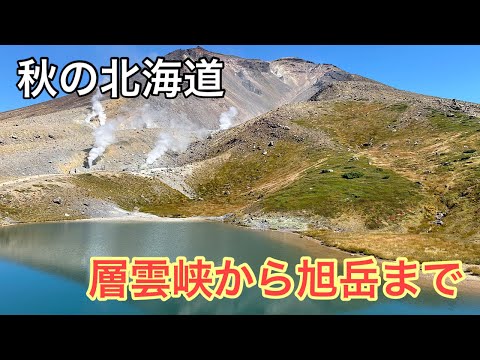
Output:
[[165, 46, 223, 61], [273, 57, 316, 65]]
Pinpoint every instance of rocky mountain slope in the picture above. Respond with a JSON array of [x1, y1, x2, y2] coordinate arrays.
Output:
[[2, 47, 480, 265], [0, 47, 361, 177]]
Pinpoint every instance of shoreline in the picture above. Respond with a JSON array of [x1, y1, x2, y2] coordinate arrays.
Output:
[[3, 212, 480, 293], [70, 215, 222, 224], [0, 210, 223, 227]]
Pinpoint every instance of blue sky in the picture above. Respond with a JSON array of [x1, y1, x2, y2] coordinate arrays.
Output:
[[1, 45, 479, 112]]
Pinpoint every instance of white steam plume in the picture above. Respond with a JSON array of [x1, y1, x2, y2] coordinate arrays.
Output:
[[126, 103, 158, 129], [145, 117, 209, 166], [87, 121, 118, 168], [85, 103, 163, 169], [85, 89, 106, 126], [219, 106, 238, 130], [146, 133, 176, 165], [145, 106, 239, 166], [85, 102, 240, 168]]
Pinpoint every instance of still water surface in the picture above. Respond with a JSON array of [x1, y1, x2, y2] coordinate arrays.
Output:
[[0, 220, 478, 314]]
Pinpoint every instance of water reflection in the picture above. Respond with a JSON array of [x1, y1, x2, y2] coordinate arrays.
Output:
[[0, 221, 478, 314]]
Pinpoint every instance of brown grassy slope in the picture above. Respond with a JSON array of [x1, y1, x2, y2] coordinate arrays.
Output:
[[174, 100, 480, 262]]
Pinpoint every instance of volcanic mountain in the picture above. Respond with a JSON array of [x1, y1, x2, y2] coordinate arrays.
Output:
[[1, 46, 480, 264]]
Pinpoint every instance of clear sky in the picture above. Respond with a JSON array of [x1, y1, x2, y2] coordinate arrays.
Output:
[[1, 45, 479, 112]]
